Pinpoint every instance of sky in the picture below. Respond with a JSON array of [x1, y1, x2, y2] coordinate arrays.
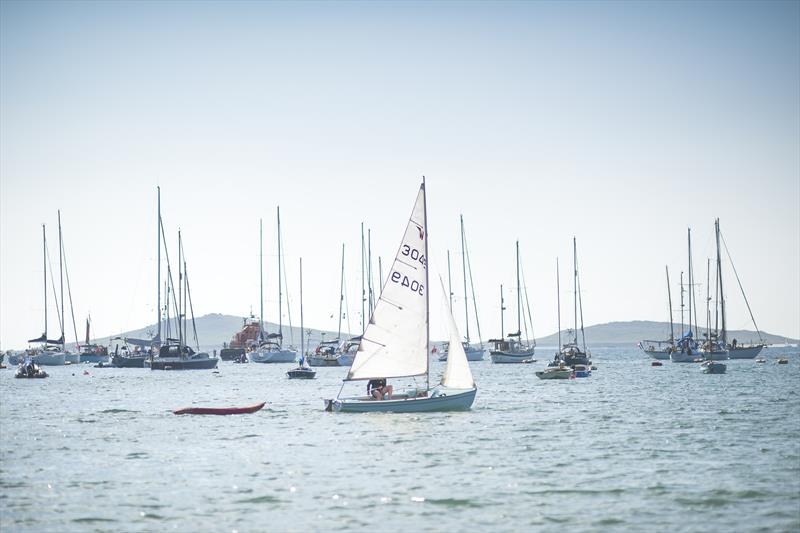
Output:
[[1, 0, 798, 349]]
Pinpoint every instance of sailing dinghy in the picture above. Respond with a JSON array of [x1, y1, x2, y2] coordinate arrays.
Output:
[[324, 180, 476, 413]]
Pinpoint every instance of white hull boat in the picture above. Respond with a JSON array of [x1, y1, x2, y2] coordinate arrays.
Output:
[[727, 345, 764, 359], [250, 348, 297, 363], [490, 349, 535, 364], [33, 351, 66, 366], [439, 345, 485, 362], [644, 350, 670, 360], [327, 387, 475, 413], [670, 351, 698, 363]]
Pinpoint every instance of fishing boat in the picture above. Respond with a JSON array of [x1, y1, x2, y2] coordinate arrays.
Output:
[[440, 216, 485, 362], [173, 402, 266, 415], [249, 209, 297, 364], [15, 358, 48, 379], [558, 238, 591, 368], [490, 241, 535, 364], [324, 180, 476, 413]]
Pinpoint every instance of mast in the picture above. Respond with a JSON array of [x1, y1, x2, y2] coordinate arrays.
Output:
[[360, 222, 365, 334], [277, 206, 282, 343], [378, 256, 383, 298], [260, 218, 264, 341], [706, 257, 711, 349], [42, 224, 47, 342], [58, 210, 64, 348], [462, 221, 483, 348], [421, 178, 430, 392], [447, 250, 453, 311], [688, 227, 697, 338], [500, 285, 504, 338], [338, 243, 345, 340], [368, 228, 374, 317], [557, 258, 561, 351], [178, 229, 183, 347], [462, 215, 470, 343], [715, 218, 727, 346], [680, 271, 685, 336], [573, 237, 578, 344], [666, 266, 675, 347], [157, 187, 161, 346], [516, 240, 521, 337], [300, 257, 304, 360]]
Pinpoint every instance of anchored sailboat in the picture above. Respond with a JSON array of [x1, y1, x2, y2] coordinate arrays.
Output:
[[250, 208, 297, 363], [440, 215, 485, 362], [28, 224, 66, 366], [557, 237, 590, 367], [489, 240, 535, 363], [324, 180, 476, 413]]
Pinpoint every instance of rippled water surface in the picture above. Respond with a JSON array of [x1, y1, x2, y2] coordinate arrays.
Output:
[[2, 346, 799, 532]]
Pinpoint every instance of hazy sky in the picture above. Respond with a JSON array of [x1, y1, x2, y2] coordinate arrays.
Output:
[[2, 0, 798, 349]]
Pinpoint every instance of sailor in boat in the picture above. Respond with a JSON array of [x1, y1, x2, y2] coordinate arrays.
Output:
[[367, 378, 393, 400]]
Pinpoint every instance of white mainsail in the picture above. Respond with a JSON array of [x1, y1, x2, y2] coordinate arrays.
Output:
[[440, 280, 475, 390], [347, 185, 429, 381]]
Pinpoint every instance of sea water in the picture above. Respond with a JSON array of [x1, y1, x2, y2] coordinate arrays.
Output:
[[1, 345, 798, 532]]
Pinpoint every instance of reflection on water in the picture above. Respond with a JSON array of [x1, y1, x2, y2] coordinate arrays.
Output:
[[1, 346, 798, 532]]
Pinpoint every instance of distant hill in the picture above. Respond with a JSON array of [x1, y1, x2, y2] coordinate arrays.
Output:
[[532, 320, 795, 346], [80, 315, 795, 351], [87, 313, 343, 353]]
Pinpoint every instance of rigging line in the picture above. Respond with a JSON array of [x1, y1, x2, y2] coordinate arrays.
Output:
[[395, 257, 419, 271], [159, 217, 180, 340], [719, 231, 764, 343], [45, 239, 63, 334], [343, 266, 352, 338], [520, 259, 536, 346], [577, 267, 587, 353], [184, 266, 200, 350], [60, 233, 80, 348], [279, 226, 294, 346], [463, 223, 483, 348]]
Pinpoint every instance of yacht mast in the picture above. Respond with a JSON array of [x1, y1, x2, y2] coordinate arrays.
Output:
[[422, 178, 430, 392], [499, 285, 504, 338], [58, 210, 64, 348], [573, 237, 578, 345], [715, 218, 727, 346], [338, 243, 345, 340], [43, 224, 47, 342], [516, 240, 521, 337], [666, 266, 675, 347], [260, 218, 264, 341], [557, 258, 561, 351], [462, 215, 470, 343], [277, 206, 282, 343], [447, 250, 453, 311], [361, 222, 365, 334], [157, 187, 161, 346]]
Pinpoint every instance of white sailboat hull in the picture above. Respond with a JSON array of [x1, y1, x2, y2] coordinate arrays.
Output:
[[670, 351, 698, 363], [642, 349, 670, 360], [489, 348, 535, 364], [249, 349, 297, 363], [728, 346, 764, 359], [438, 346, 485, 362], [33, 352, 66, 366], [326, 387, 476, 413]]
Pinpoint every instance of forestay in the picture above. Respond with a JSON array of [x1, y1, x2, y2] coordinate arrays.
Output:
[[347, 185, 429, 381]]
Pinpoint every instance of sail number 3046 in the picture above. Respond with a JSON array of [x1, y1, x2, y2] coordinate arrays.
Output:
[[390, 271, 424, 295]]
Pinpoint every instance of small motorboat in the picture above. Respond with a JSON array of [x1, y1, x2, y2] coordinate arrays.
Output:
[[173, 401, 266, 415], [755, 358, 766, 363], [777, 357, 789, 365], [15, 359, 48, 379], [651, 361, 663, 367], [702, 361, 727, 374], [287, 367, 316, 379], [535, 366, 573, 380]]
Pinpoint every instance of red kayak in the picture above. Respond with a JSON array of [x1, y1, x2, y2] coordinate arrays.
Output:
[[173, 401, 266, 415]]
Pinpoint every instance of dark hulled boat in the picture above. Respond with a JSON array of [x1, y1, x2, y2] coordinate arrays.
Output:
[[146, 343, 218, 370]]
